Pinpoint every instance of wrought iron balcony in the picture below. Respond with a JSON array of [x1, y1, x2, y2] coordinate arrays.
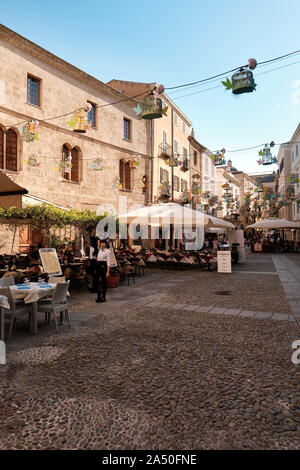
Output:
[[181, 158, 190, 172], [158, 143, 172, 159]]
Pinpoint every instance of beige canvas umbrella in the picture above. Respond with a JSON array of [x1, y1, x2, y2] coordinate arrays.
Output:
[[119, 203, 234, 228], [247, 218, 300, 229]]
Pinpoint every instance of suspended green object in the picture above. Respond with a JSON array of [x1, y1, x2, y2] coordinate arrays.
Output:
[[140, 94, 163, 120], [231, 68, 256, 95]]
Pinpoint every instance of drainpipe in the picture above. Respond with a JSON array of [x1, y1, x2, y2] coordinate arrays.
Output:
[[150, 120, 154, 204]]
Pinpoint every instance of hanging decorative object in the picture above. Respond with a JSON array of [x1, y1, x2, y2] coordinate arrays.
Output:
[[25, 153, 41, 167], [248, 58, 257, 70], [222, 183, 232, 191], [133, 93, 168, 120], [192, 183, 201, 195], [129, 155, 141, 168], [167, 156, 179, 167], [155, 84, 165, 95], [56, 154, 72, 173], [112, 176, 122, 189], [257, 144, 277, 165], [222, 60, 257, 95], [19, 120, 39, 142], [67, 104, 92, 133], [213, 148, 226, 166], [90, 158, 107, 171]]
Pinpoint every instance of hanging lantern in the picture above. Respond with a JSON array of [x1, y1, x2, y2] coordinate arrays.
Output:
[[259, 145, 273, 165], [168, 156, 179, 167], [90, 158, 107, 171], [25, 153, 40, 167], [56, 153, 72, 173], [213, 150, 226, 166], [20, 121, 39, 142], [68, 104, 92, 133], [231, 68, 256, 95], [140, 94, 163, 119]]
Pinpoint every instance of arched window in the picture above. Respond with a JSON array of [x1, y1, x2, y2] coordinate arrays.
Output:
[[119, 159, 131, 190], [5, 129, 18, 172], [71, 147, 80, 182], [61, 144, 81, 182], [62, 144, 71, 181], [0, 127, 4, 169], [194, 151, 197, 166]]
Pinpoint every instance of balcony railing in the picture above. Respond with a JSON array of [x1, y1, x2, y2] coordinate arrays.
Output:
[[158, 143, 172, 159], [181, 158, 190, 171]]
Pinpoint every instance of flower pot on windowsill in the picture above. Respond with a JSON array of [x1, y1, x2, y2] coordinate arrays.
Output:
[[107, 275, 120, 288]]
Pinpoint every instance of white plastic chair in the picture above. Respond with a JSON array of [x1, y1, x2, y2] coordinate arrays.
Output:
[[0, 287, 33, 342], [0, 277, 15, 287], [37, 281, 70, 332]]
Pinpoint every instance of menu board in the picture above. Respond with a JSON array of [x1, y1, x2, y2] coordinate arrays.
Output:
[[109, 246, 118, 268], [217, 251, 232, 273], [39, 248, 62, 276]]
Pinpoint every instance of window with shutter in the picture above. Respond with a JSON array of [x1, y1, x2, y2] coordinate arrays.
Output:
[[120, 160, 125, 187], [71, 147, 79, 182], [5, 129, 18, 172], [62, 144, 71, 181], [125, 161, 131, 190], [0, 127, 4, 169], [27, 75, 40, 106], [160, 167, 164, 183]]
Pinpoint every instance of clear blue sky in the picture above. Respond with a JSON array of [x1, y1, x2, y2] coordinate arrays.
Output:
[[2, 0, 300, 173]]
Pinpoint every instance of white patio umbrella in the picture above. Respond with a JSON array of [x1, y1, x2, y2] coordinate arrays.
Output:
[[247, 218, 300, 229], [119, 203, 234, 229]]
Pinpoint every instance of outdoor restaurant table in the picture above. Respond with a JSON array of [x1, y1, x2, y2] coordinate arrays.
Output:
[[9, 283, 59, 335]]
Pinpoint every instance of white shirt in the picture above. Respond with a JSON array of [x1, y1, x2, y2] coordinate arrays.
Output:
[[96, 248, 111, 266], [89, 247, 97, 260]]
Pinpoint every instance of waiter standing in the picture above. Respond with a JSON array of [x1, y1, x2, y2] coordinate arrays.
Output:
[[96, 240, 111, 303]]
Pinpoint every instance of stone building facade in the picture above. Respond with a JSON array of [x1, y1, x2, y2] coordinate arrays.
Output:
[[0, 25, 152, 251], [107, 80, 192, 204]]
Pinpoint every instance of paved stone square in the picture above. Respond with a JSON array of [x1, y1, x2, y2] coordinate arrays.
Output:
[[0, 253, 300, 450]]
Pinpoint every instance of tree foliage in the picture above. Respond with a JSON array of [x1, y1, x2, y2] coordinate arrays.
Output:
[[0, 204, 116, 232]]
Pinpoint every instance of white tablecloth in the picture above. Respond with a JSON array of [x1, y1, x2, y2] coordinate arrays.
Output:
[[10, 283, 57, 304], [0, 295, 10, 310]]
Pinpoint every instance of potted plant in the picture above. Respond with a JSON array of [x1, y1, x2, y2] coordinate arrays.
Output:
[[106, 265, 121, 288]]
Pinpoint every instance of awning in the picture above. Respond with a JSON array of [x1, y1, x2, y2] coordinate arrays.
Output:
[[0, 171, 28, 209]]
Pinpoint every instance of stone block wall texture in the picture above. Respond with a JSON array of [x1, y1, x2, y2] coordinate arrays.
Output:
[[0, 31, 152, 220]]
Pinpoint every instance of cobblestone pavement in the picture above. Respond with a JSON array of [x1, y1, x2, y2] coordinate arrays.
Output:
[[0, 253, 300, 450]]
